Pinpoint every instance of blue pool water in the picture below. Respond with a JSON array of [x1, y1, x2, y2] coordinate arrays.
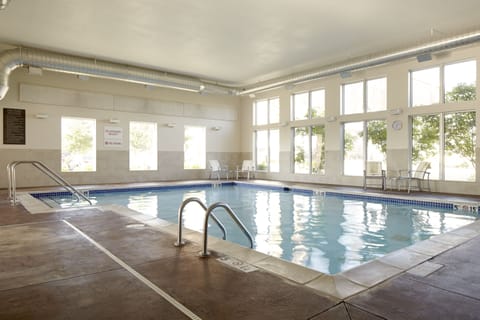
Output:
[[34, 183, 478, 274]]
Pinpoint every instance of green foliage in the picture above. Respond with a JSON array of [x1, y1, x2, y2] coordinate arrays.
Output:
[[445, 83, 476, 102], [131, 124, 153, 151], [367, 120, 387, 154], [412, 115, 440, 162], [412, 84, 477, 168], [445, 112, 476, 168]]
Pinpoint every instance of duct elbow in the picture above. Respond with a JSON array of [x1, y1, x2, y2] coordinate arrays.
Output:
[[0, 85, 8, 100]]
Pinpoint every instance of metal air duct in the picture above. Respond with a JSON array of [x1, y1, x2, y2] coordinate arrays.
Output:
[[238, 30, 480, 96], [0, 47, 234, 100]]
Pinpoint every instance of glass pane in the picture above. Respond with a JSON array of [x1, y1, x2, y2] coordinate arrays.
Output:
[[367, 78, 387, 112], [311, 89, 325, 118], [184, 126, 206, 169], [129, 121, 158, 171], [445, 60, 477, 102], [366, 120, 387, 168], [344, 122, 364, 176], [294, 127, 310, 173], [61, 117, 96, 172], [293, 92, 309, 120], [312, 125, 325, 174], [255, 100, 268, 125], [256, 130, 269, 171], [444, 112, 476, 181], [343, 82, 364, 115], [269, 129, 280, 172], [269, 98, 280, 124], [411, 67, 440, 107], [412, 115, 440, 179]]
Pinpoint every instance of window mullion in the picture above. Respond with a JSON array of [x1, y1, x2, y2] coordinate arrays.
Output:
[[440, 113, 446, 180]]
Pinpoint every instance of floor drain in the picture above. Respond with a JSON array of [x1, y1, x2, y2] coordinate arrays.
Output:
[[217, 256, 258, 273]]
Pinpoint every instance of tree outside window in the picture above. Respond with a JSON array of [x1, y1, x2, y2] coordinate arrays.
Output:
[[293, 126, 325, 174], [129, 121, 157, 171], [61, 117, 96, 172], [184, 126, 206, 169], [344, 120, 386, 176]]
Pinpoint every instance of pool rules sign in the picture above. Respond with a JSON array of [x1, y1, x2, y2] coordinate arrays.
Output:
[[104, 126, 123, 147], [3, 108, 26, 145]]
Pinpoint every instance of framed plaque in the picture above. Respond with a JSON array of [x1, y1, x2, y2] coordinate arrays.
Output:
[[3, 108, 26, 145]]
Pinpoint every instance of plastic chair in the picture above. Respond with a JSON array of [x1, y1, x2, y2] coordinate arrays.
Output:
[[236, 160, 255, 180], [363, 161, 386, 190], [208, 160, 229, 180], [394, 161, 431, 193]]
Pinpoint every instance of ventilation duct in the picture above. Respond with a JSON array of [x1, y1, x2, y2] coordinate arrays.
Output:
[[238, 30, 480, 96], [0, 0, 11, 10], [0, 47, 234, 100]]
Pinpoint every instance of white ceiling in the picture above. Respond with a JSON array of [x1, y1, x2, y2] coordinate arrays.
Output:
[[0, 0, 480, 87]]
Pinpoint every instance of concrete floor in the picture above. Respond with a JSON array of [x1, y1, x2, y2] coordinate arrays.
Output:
[[1, 184, 480, 319]]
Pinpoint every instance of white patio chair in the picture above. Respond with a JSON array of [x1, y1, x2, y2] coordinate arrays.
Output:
[[394, 161, 431, 193], [208, 160, 229, 180], [363, 161, 386, 190], [236, 160, 255, 180]]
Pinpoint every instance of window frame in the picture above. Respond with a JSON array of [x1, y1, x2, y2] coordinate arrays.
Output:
[[341, 77, 387, 115], [61, 116, 96, 173], [409, 59, 477, 107], [129, 121, 158, 171], [254, 128, 279, 173], [253, 97, 280, 125], [292, 125, 326, 175], [291, 88, 326, 121]]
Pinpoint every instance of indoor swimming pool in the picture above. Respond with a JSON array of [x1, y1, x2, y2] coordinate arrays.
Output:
[[33, 183, 479, 274]]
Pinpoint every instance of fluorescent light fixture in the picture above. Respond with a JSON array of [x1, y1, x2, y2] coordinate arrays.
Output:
[[390, 108, 403, 115], [326, 116, 337, 122], [35, 113, 48, 119]]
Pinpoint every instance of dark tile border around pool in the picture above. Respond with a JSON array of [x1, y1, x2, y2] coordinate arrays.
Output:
[[30, 181, 480, 212]]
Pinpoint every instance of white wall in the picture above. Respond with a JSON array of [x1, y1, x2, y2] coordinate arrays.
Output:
[[240, 43, 480, 195]]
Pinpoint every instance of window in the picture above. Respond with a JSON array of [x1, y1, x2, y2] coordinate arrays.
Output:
[[129, 121, 157, 171], [343, 120, 386, 176], [342, 78, 387, 115], [61, 117, 96, 172], [412, 111, 476, 181], [410, 60, 476, 107], [255, 129, 279, 172], [253, 97, 279, 125], [292, 89, 325, 120], [184, 126, 206, 169], [293, 126, 325, 174]]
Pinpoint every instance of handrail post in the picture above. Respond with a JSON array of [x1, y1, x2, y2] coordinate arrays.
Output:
[[174, 197, 227, 247], [200, 202, 254, 258], [7, 160, 92, 206]]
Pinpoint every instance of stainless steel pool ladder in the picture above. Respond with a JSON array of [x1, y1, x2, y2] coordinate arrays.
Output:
[[7, 161, 92, 206], [174, 197, 254, 257]]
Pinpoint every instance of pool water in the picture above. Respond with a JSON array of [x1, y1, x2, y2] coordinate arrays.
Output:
[[36, 184, 478, 274]]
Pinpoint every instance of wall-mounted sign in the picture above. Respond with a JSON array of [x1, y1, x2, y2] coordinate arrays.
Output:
[[104, 126, 123, 147], [3, 108, 26, 145]]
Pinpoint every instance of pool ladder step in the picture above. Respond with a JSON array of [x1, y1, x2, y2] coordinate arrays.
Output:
[[174, 197, 254, 257]]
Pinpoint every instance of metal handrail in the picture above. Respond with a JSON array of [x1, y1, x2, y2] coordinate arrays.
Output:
[[174, 197, 227, 247], [7, 160, 92, 205], [200, 202, 254, 257]]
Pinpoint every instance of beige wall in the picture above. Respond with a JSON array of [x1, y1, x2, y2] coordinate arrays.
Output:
[[240, 43, 480, 195], [0, 66, 242, 188]]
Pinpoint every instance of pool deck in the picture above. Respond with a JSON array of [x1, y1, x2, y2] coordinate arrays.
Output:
[[1, 180, 480, 319]]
